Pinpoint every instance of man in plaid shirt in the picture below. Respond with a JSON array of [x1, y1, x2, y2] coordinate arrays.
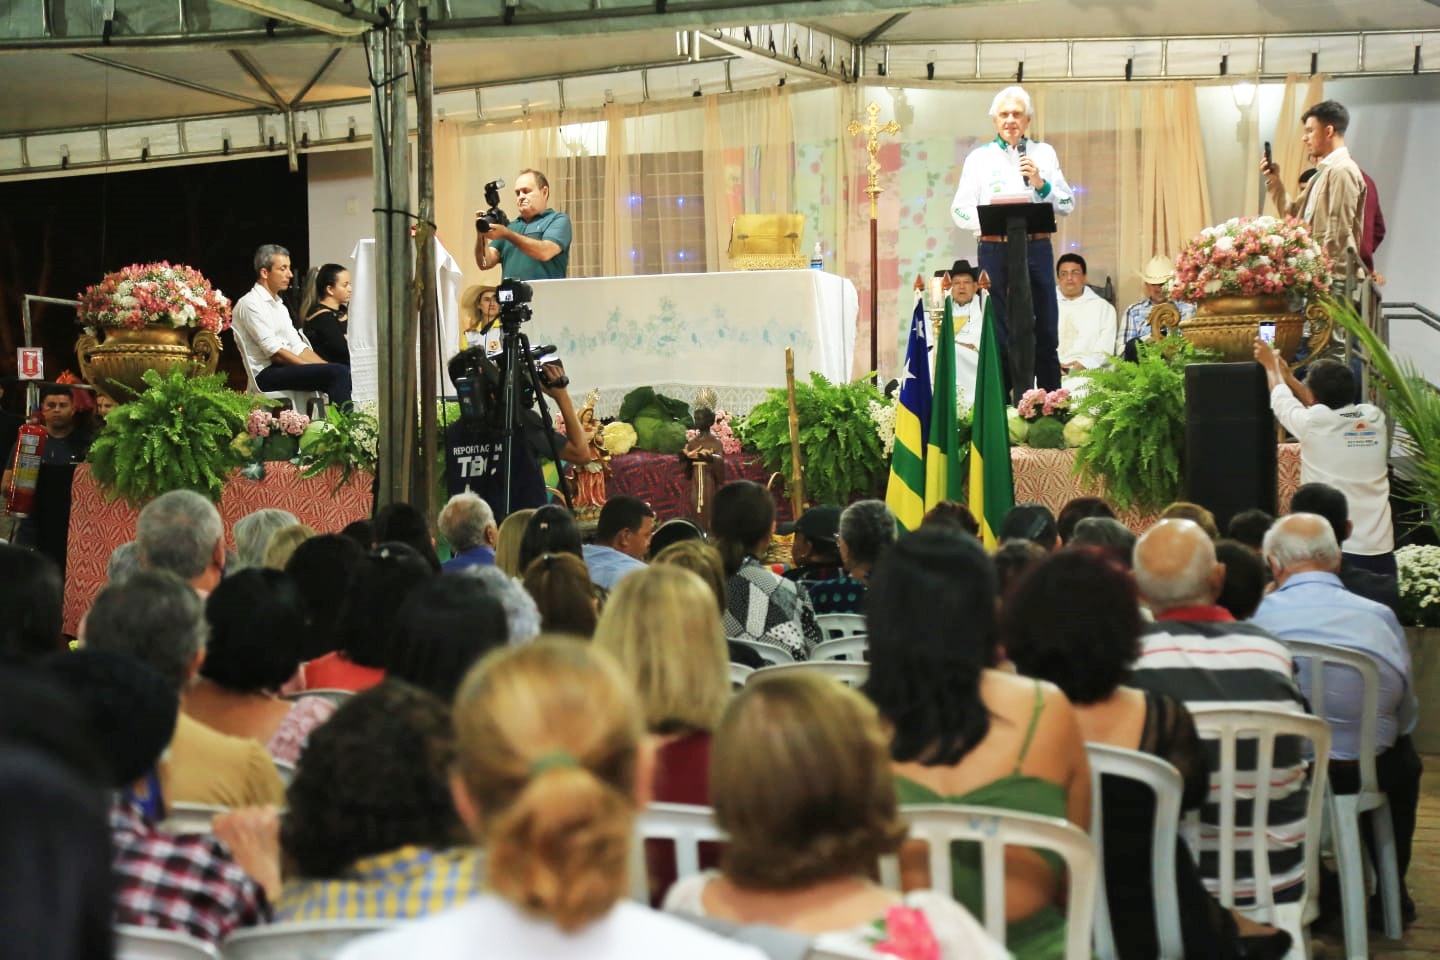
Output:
[[45, 644, 273, 946], [1119, 254, 1196, 359]]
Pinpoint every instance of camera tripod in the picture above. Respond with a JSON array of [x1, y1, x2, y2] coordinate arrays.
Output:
[[492, 310, 574, 518]]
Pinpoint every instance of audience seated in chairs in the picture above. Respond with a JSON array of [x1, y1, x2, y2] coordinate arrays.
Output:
[[1214, 539, 1268, 621], [298, 542, 434, 693], [493, 508, 537, 577], [663, 671, 1007, 960], [387, 576, 510, 702], [437, 492, 499, 572], [808, 499, 895, 615], [373, 502, 443, 571], [517, 504, 585, 573], [45, 649, 271, 943], [594, 565, 732, 902], [863, 527, 1090, 960], [1054, 496, 1115, 545], [1003, 549, 1257, 960], [712, 480, 823, 662], [920, 500, 981, 538], [457, 565, 542, 645], [263, 523, 315, 570], [337, 640, 766, 960], [135, 489, 228, 595], [83, 569, 286, 809], [778, 504, 844, 585], [1066, 517, 1136, 569], [183, 569, 336, 764]]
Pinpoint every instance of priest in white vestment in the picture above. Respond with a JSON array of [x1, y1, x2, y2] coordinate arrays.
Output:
[[1055, 253, 1117, 374]]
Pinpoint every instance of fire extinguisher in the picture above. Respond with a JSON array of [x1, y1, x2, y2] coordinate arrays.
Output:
[[4, 420, 46, 517]]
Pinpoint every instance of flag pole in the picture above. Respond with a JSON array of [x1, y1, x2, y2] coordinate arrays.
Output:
[[784, 347, 806, 518], [848, 102, 900, 384]]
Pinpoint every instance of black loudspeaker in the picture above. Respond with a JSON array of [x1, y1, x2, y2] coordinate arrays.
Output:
[[1184, 363, 1276, 532]]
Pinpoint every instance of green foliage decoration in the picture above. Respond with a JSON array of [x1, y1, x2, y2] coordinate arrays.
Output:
[[736, 373, 887, 505], [298, 403, 380, 491], [88, 367, 258, 506], [1070, 337, 1206, 510]]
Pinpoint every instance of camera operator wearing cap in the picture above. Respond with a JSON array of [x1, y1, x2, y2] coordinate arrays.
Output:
[[474, 169, 572, 282]]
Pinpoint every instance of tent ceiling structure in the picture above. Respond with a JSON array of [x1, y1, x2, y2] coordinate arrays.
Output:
[[0, 0, 1436, 177]]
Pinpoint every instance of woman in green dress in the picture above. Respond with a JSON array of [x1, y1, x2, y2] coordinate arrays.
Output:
[[861, 527, 1091, 960]]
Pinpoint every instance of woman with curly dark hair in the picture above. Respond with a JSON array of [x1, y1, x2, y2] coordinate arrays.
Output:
[[662, 672, 1004, 959], [273, 681, 477, 921]]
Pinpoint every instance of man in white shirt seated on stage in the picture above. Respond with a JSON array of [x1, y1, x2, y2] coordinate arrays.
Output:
[[1054, 253, 1117, 374], [946, 259, 987, 407], [232, 244, 352, 407]]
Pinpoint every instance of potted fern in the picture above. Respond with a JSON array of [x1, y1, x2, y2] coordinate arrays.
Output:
[[87, 367, 257, 506], [736, 373, 887, 505], [1070, 338, 1207, 511]]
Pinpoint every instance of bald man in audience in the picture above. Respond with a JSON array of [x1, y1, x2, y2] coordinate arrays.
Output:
[[1128, 519, 1311, 910], [84, 569, 285, 809], [1251, 513, 1420, 923]]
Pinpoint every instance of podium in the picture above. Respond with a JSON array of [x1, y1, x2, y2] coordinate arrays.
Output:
[[977, 202, 1057, 404]]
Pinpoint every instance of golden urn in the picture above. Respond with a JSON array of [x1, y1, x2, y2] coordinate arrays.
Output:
[[75, 326, 222, 399], [1167, 295, 1334, 364]]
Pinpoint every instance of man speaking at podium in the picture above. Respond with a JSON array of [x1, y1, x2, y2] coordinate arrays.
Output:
[[951, 85, 1075, 390]]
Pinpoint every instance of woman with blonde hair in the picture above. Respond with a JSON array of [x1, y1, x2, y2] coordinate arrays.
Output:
[[339, 640, 763, 960], [652, 540, 766, 669], [663, 673, 1005, 960], [493, 508, 536, 577]]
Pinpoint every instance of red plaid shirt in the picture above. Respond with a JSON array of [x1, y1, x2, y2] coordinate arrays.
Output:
[[110, 798, 270, 943]]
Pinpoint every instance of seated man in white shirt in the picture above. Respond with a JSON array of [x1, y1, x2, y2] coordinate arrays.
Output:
[[1054, 254, 1117, 375], [231, 244, 352, 406]]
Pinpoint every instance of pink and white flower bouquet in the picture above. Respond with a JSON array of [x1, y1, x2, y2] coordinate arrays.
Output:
[[1171, 216, 1332, 303], [78, 261, 231, 333]]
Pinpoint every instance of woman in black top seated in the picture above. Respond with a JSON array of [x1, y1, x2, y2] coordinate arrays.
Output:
[[303, 263, 352, 366]]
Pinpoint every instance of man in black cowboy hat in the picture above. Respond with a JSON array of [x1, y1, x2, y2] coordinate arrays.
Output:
[[945, 259, 988, 406]]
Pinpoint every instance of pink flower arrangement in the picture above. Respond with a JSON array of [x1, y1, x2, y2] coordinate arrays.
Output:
[[246, 406, 309, 439], [869, 905, 941, 960], [1017, 387, 1071, 422], [77, 261, 231, 333], [1171, 216, 1332, 303], [686, 408, 743, 455]]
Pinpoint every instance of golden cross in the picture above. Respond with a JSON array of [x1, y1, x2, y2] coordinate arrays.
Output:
[[848, 101, 901, 217]]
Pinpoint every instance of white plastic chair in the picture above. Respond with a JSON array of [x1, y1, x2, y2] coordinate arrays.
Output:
[[1085, 743, 1185, 960], [233, 324, 325, 417], [282, 689, 353, 708], [159, 802, 229, 835], [728, 662, 755, 689], [1287, 639, 1404, 956], [815, 612, 867, 640], [221, 920, 392, 959], [880, 803, 1097, 960], [630, 802, 727, 903], [747, 661, 869, 687], [1188, 706, 1331, 958], [809, 635, 869, 662], [116, 925, 221, 959], [727, 636, 795, 666]]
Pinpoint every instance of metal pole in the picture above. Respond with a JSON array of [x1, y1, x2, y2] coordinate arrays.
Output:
[[414, 16, 438, 525], [370, 6, 415, 509]]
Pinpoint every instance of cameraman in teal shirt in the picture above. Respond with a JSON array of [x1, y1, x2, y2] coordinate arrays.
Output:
[[474, 168, 572, 281]]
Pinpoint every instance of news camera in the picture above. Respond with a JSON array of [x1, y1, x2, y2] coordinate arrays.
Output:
[[475, 178, 511, 234]]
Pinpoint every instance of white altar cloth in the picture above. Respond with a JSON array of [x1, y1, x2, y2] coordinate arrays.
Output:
[[348, 237, 464, 404], [527, 269, 858, 416]]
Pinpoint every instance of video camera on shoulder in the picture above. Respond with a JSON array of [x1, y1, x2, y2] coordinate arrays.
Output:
[[475, 178, 511, 234]]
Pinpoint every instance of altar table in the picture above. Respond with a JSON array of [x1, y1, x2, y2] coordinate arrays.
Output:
[[606, 450, 794, 526], [529, 269, 858, 418], [63, 464, 373, 636]]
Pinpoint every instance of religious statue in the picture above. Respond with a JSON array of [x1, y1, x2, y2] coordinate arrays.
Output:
[[572, 390, 611, 519], [682, 388, 726, 532]]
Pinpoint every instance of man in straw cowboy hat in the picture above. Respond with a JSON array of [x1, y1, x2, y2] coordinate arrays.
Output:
[[1119, 254, 1196, 360]]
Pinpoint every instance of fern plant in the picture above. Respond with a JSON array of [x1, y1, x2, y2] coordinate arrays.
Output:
[[88, 367, 257, 506], [299, 403, 380, 491], [1327, 298, 1440, 541], [736, 373, 887, 504], [1070, 337, 1205, 510]]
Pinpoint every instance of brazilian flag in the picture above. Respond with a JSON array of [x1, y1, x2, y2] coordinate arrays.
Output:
[[967, 298, 1014, 547]]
